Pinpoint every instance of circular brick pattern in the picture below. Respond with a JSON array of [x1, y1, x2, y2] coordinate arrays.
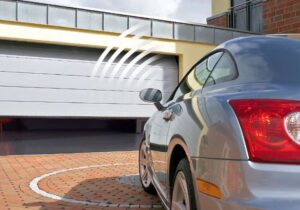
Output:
[[30, 163, 162, 209]]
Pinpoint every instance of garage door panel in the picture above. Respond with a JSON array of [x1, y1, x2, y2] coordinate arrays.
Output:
[[0, 101, 156, 118], [0, 86, 170, 104], [0, 55, 178, 81], [0, 72, 176, 93], [0, 42, 178, 118]]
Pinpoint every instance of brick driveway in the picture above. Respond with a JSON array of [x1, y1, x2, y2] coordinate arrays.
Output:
[[0, 151, 163, 210]]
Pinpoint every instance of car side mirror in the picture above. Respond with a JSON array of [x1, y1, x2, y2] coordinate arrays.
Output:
[[139, 88, 164, 110]]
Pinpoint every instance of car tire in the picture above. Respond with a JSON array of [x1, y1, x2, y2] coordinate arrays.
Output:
[[171, 158, 197, 210], [139, 139, 156, 195]]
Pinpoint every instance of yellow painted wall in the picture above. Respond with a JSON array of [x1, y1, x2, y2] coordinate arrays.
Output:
[[211, 0, 230, 16], [0, 20, 216, 80]]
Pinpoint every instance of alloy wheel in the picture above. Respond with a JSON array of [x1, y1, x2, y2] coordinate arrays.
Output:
[[171, 171, 190, 210], [139, 141, 151, 187]]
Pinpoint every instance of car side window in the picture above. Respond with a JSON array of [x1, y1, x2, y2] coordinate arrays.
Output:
[[171, 52, 223, 100], [194, 52, 223, 84], [205, 52, 237, 87]]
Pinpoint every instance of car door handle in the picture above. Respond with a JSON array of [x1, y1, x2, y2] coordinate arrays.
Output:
[[163, 111, 173, 121]]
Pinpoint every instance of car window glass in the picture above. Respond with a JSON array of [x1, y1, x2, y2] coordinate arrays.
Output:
[[172, 79, 190, 99], [172, 52, 223, 100], [194, 52, 223, 85], [207, 52, 223, 71], [205, 52, 237, 87]]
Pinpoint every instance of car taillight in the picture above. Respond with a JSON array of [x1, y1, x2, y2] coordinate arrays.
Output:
[[229, 99, 300, 164]]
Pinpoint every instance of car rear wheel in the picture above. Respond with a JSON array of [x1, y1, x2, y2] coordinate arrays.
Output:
[[171, 158, 196, 210], [139, 139, 156, 194]]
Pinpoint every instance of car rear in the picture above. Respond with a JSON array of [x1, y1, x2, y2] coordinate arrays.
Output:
[[193, 36, 300, 210]]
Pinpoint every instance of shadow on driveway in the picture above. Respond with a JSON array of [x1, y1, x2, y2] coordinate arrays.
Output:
[[24, 176, 162, 209]]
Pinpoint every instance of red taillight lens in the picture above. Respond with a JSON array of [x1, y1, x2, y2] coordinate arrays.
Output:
[[229, 99, 300, 164]]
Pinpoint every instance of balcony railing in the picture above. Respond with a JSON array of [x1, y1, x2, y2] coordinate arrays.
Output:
[[0, 0, 257, 45], [230, 0, 263, 33]]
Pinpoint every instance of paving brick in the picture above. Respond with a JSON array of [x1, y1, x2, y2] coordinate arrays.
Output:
[[0, 152, 163, 209]]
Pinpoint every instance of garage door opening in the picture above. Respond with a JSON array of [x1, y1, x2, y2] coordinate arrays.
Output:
[[0, 40, 178, 156], [0, 118, 142, 155], [1, 118, 137, 132]]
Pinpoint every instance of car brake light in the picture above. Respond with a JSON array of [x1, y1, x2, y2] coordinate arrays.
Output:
[[229, 99, 300, 164]]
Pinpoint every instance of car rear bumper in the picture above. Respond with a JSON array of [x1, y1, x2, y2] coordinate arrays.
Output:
[[192, 158, 300, 210]]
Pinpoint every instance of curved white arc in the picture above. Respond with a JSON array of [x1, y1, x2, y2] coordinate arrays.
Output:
[[100, 31, 147, 80], [29, 163, 162, 208], [109, 39, 152, 79], [30, 164, 127, 206], [90, 23, 146, 77], [135, 71, 157, 88], [119, 44, 164, 80], [135, 59, 166, 88], [126, 55, 163, 85], [91, 46, 112, 77]]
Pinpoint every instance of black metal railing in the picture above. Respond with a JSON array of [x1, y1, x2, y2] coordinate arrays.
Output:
[[230, 0, 263, 33]]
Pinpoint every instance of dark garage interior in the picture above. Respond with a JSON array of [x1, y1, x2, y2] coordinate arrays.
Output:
[[0, 118, 142, 155]]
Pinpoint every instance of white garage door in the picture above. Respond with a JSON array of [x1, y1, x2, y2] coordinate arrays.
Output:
[[0, 41, 178, 118]]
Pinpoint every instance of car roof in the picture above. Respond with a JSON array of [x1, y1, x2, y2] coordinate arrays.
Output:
[[268, 34, 300, 41], [220, 35, 300, 52]]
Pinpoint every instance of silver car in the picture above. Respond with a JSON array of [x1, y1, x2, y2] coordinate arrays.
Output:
[[138, 36, 300, 210]]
